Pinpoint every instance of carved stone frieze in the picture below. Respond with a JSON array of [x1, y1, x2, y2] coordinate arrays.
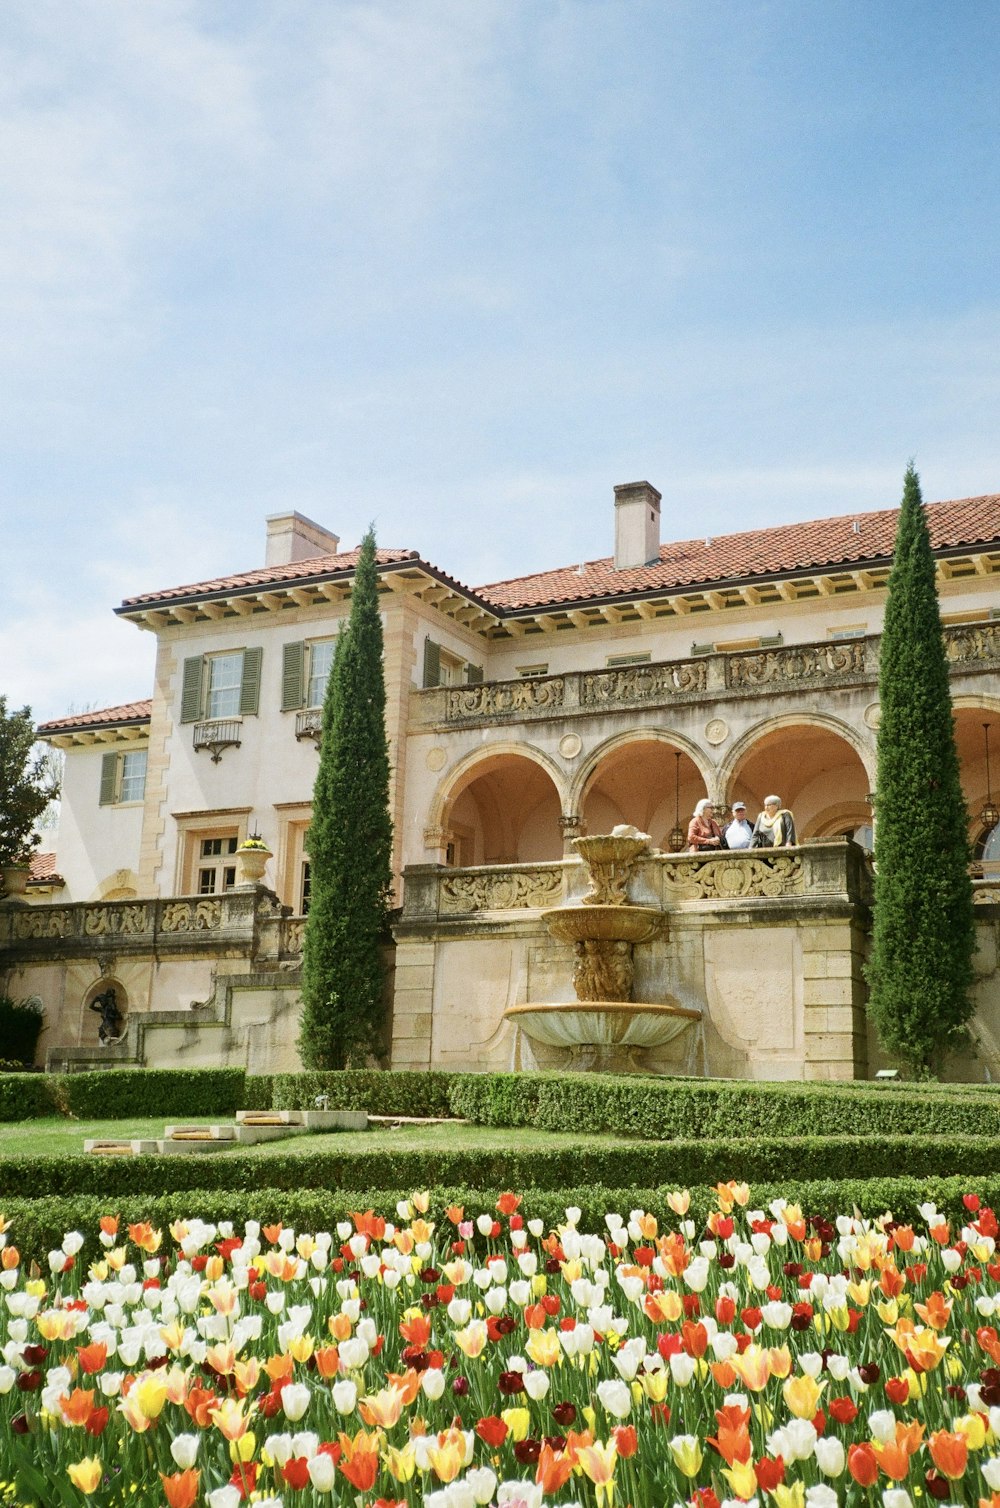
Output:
[[944, 621, 1000, 667], [445, 677, 565, 721], [83, 904, 150, 937], [11, 907, 70, 940], [581, 660, 706, 708], [160, 899, 223, 933], [440, 867, 564, 914], [283, 920, 306, 954], [726, 641, 866, 689], [573, 939, 633, 1001], [661, 854, 804, 900]]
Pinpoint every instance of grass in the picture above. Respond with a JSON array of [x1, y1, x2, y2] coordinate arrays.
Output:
[[0, 1116, 630, 1159]]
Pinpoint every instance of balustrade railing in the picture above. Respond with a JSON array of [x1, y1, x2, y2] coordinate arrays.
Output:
[[413, 622, 998, 728]]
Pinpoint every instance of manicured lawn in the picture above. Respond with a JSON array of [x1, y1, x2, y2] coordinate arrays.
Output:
[[0, 1115, 632, 1159]]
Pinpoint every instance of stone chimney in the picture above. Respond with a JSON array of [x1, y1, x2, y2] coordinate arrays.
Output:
[[613, 481, 661, 570], [265, 512, 341, 567]]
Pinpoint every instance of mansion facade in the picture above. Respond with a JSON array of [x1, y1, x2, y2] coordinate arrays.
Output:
[[4, 481, 1000, 1082]]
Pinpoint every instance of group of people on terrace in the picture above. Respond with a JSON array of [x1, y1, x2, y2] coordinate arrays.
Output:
[[686, 796, 796, 853]]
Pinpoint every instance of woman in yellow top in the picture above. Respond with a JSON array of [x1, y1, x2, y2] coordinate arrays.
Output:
[[752, 794, 797, 848]]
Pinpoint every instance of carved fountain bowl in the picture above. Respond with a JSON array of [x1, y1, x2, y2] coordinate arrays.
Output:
[[542, 904, 660, 945], [505, 999, 701, 1050], [572, 834, 650, 869]]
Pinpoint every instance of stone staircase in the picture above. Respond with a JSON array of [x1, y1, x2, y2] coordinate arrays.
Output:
[[84, 1107, 367, 1157]]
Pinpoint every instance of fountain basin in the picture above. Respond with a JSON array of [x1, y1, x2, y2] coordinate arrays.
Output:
[[543, 904, 660, 945], [505, 999, 701, 1050]]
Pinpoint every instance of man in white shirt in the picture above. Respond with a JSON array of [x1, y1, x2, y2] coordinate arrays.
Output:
[[725, 801, 754, 850]]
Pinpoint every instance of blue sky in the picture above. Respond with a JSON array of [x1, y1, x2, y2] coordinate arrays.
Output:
[[3, 0, 999, 721]]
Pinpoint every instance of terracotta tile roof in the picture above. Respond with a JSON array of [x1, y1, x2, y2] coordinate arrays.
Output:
[[477, 494, 1000, 610], [38, 700, 152, 735], [118, 546, 421, 609], [28, 852, 63, 885]]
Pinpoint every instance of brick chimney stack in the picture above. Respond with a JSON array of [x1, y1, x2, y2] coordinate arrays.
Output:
[[614, 481, 661, 570]]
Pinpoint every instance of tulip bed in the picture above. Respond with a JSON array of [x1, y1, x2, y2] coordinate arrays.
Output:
[[4, 1190, 1000, 1508]]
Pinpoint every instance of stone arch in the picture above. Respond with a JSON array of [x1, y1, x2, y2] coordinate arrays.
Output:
[[720, 714, 873, 842], [429, 743, 566, 866], [952, 697, 1000, 853], [569, 729, 715, 848]]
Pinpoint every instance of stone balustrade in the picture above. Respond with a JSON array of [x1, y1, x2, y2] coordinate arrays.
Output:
[[0, 889, 306, 963], [399, 839, 875, 922], [411, 623, 1000, 729]]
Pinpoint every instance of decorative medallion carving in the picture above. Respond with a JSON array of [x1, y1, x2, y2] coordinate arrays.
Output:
[[944, 621, 1000, 666], [558, 733, 583, 759], [727, 641, 866, 689], [661, 854, 803, 900], [581, 660, 706, 708], [705, 718, 729, 745], [446, 677, 565, 721], [425, 747, 447, 771], [863, 702, 881, 730], [440, 867, 563, 914]]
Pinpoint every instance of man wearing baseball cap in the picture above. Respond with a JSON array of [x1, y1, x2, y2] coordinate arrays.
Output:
[[725, 801, 754, 851]]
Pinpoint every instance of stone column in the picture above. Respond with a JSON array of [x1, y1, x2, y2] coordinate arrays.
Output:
[[559, 813, 583, 856]]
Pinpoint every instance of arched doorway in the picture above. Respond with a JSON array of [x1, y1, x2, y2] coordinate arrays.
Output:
[[577, 736, 711, 850], [953, 703, 1000, 859], [724, 719, 871, 841], [440, 752, 563, 865]]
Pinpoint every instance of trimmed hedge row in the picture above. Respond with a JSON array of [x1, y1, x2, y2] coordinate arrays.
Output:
[[0, 1068, 249, 1122], [5, 1172, 1000, 1267], [4, 1132, 1000, 1201], [448, 1072, 1000, 1139], [270, 1070, 456, 1118]]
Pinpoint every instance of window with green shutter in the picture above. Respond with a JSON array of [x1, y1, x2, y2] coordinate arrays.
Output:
[[423, 638, 442, 688], [99, 752, 118, 805], [465, 663, 484, 684], [239, 647, 263, 716], [180, 657, 205, 723], [282, 642, 306, 711]]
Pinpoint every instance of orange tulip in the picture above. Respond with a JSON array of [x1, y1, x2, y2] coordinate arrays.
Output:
[[60, 1388, 97, 1427], [536, 1442, 575, 1491], [359, 1386, 404, 1429], [160, 1470, 200, 1508], [76, 1342, 108, 1376], [929, 1430, 969, 1481], [315, 1345, 340, 1379], [127, 1222, 161, 1253], [338, 1429, 382, 1492], [399, 1314, 432, 1347], [848, 1443, 879, 1487], [707, 1404, 752, 1466], [915, 1291, 952, 1330], [1, 1246, 18, 1270], [184, 1386, 217, 1428], [99, 1216, 119, 1238], [262, 1222, 283, 1244]]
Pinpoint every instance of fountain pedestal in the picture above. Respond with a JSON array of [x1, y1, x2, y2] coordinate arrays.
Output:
[[504, 831, 702, 1074]]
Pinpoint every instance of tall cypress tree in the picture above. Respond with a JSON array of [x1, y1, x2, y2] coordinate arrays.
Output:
[[298, 528, 393, 1068], [866, 464, 975, 1077]]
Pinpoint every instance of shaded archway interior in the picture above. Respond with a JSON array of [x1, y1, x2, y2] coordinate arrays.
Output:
[[581, 742, 706, 847], [444, 754, 563, 865], [729, 724, 870, 840]]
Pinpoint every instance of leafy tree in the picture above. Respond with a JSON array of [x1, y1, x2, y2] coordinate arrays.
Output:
[[0, 698, 60, 870], [866, 464, 975, 1077], [298, 529, 393, 1067]]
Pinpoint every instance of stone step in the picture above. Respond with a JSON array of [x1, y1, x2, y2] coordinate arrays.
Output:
[[236, 1110, 305, 1127], [164, 1124, 237, 1140], [85, 1139, 160, 1156]]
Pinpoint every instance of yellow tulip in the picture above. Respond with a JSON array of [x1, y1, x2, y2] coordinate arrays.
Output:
[[385, 1443, 416, 1482], [229, 1431, 256, 1463], [723, 1460, 759, 1500], [956, 1412, 988, 1451], [772, 1483, 806, 1508], [525, 1328, 562, 1368], [134, 1374, 168, 1420], [669, 1435, 703, 1477], [847, 1279, 871, 1307], [501, 1407, 531, 1441], [640, 1370, 668, 1402], [66, 1458, 103, 1494], [287, 1333, 314, 1364], [876, 1299, 899, 1324], [783, 1373, 825, 1419]]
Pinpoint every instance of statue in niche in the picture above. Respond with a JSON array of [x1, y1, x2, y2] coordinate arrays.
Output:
[[89, 986, 125, 1044]]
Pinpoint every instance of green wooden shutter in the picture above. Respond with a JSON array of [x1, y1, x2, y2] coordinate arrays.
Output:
[[466, 663, 484, 684], [239, 646, 263, 715], [180, 657, 204, 723], [423, 638, 441, 688], [282, 641, 305, 711], [99, 752, 118, 806]]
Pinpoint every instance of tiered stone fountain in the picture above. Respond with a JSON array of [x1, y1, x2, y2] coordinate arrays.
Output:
[[504, 828, 702, 1073]]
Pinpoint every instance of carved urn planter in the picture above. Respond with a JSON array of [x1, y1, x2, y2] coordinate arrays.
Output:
[[236, 844, 272, 887], [0, 865, 31, 902]]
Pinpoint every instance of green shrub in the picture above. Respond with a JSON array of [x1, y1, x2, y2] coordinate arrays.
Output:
[[447, 1072, 1000, 1139], [0, 995, 45, 1067], [270, 1069, 456, 1117], [5, 1131, 1000, 1202], [0, 1067, 248, 1121]]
